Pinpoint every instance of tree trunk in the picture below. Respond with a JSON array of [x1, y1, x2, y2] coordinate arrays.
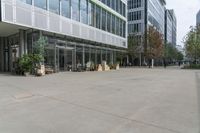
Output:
[[151, 59, 154, 68]]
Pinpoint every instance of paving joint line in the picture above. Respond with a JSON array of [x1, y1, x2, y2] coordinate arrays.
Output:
[[43, 95, 182, 133]]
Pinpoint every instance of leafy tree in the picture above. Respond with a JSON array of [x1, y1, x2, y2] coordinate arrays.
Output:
[[177, 51, 184, 61], [128, 34, 143, 64], [145, 26, 164, 67], [33, 36, 47, 63], [164, 43, 184, 63], [146, 26, 164, 59], [184, 26, 200, 63]]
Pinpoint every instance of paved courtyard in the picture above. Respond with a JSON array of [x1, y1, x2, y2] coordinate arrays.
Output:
[[0, 67, 199, 133]]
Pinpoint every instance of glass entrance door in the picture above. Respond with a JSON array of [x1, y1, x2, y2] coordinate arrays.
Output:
[[56, 47, 73, 72]]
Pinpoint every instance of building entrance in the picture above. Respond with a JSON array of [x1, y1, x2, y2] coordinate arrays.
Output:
[[58, 48, 73, 71]]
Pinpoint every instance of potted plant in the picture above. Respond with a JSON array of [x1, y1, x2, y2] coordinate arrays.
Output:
[[32, 36, 47, 76], [18, 54, 32, 76]]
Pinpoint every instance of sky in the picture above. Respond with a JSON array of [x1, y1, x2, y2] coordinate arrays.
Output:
[[166, 0, 200, 47]]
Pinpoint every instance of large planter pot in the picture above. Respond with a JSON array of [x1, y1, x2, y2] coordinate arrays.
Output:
[[36, 65, 45, 76], [24, 72, 30, 77]]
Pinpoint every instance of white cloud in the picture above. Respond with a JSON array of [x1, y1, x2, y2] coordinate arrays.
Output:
[[166, 0, 200, 46]]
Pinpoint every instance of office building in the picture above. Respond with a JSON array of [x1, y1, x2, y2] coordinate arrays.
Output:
[[127, 0, 166, 64], [0, 0, 127, 72], [165, 9, 177, 46], [197, 10, 200, 26]]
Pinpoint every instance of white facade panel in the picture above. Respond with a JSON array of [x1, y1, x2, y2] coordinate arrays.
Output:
[[1, 0, 127, 48]]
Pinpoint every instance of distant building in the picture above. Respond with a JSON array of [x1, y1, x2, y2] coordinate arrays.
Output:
[[197, 10, 200, 26], [165, 9, 177, 46], [127, 0, 166, 65]]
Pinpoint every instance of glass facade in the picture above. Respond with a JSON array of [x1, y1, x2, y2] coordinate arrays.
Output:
[[18, 0, 32, 4], [148, 0, 165, 34], [80, 0, 88, 24], [49, 0, 60, 14], [72, 0, 80, 21], [102, 9, 107, 31], [61, 0, 71, 18], [99, 0, 126, 17], [34, 0, 47, 10], [107, 12, 111, 32], [16, 0, 126, 38], [128, 0, 142, 9], [95, 5, 101, 29]]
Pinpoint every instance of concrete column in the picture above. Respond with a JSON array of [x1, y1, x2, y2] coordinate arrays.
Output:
[[100, 49, 102, 64], [72, 45, 76, 71], [0, 37, 3, 71], [19, 29, 25, 57], [111, 51, 113, 65], [8, 40, 12, 72], [82, 46, 85, 67], [95, 49, 97, 65], [24, 31, 28, 54], [64, 49, 67, 70], [89, 47, 91, 62], [54, 44, 57, 72], [4, 38, 8, 72]]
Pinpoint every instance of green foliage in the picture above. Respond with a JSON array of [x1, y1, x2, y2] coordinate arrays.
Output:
[[164, 43, 183, 61], [184, 26, 200, 61], [33, 36, 47, 63], [128, 35, 141, 57], [18, 54, 32, 72], [146, 26, 164, 59], [183, 64, 200, 69], [177, 51, 184, 61], [18, 53, 46, 74]]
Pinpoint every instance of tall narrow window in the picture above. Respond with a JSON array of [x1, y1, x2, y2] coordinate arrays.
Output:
[[123, 21, 126, 37], [102, 9, 106, 31], [61, 0, 71, 18], [116, 17, 120, 35], [107, 12, 111, 32], [95, 5, 101, 29], [91, 3, 96, 27], [112, 1, 116, 11], [72, 0, 80, 21], [88, 2, 92, 26], [34, 0, 47, 10], [49, 0, 60, 14], [112, 15, 116, 34], [80, 0, 88, 24]]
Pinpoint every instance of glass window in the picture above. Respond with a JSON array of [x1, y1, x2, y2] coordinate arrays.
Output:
[[88, 2, 92, 26], [95, 5, 101, 29], [107, 12, 111, 32], [106, 0, 111, 7], [123, 3, 126, 17], [120, 19, 123, 37], [102, 9, 106, 31], [72, 0, 80, 21], [91, 3, 96, 27], [80, 0, 88, 24], [116, 17, 120, 35], [123, 21, 126, 37], [34, 0, 47, 10], [18, 0, 32, 4], [120, 1, 123, 15], [112, 15, 116, 34], [112, 0, 116, 11], [116, 0, 119, 13], [61, 0, 71, 18], [49, 0, 60, 14]]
